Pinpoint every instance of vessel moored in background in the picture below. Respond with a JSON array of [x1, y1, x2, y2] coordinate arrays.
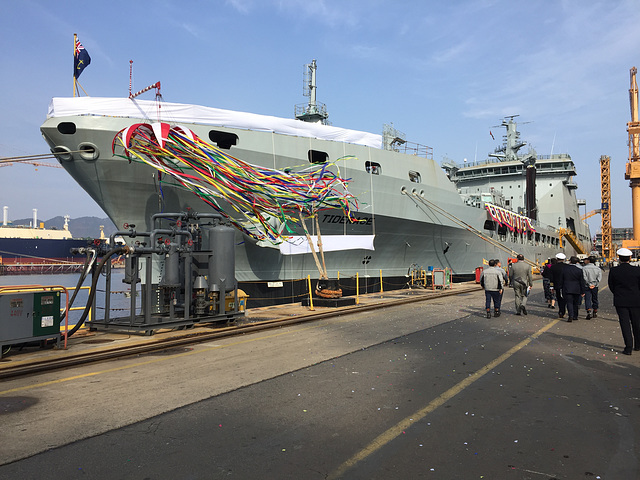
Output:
[[0, 207, 88, 270], [39, 61, 591, 303]]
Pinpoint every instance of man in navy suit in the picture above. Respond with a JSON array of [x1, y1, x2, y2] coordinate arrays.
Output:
[[608, 248, 640, 355], [562, 256, 586, 322]]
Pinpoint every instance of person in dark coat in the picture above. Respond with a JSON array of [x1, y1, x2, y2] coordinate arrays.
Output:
[[562, 256, 586, 322], [608, 247, 640, 355], [549, 252, 567, 318], [542, 258, 557, 308]]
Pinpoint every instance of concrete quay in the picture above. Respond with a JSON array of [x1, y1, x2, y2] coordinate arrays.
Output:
[[0, 279, 638, 479]]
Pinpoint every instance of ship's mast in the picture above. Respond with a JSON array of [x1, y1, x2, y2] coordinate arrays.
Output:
[[295, 60, 329, 124], [489, 116, 527, 162]]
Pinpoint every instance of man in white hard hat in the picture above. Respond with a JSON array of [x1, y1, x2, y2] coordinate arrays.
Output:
[[608, 248, 640, 355], [550, 252, 568, 319]]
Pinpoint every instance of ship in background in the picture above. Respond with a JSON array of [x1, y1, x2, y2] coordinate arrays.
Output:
[[0, 207, 88, 271], [39, 60, 590, 302]]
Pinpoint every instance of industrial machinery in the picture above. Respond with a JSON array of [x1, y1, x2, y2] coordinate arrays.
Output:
[[74, 211, 246, 335], [624, 67, 640, 253], [0, 288, 61, 358]]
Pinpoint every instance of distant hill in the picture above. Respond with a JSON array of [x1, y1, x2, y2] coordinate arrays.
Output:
[[10, 216, 118, 239]]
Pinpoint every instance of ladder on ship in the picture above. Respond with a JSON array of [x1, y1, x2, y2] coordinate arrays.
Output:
[[557, 228, 589, 255]]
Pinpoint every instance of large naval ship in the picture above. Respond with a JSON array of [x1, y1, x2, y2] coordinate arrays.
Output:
[[39, 61, 590, 301]]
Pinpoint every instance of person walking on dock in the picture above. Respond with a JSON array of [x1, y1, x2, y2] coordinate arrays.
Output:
[[582, 255, 602, 319], [509, 254, 532, 315], [542, 258, 556, 308], [550, 253, 567, 319], [495, 259, 508, 305], [480, 259, 503, 318], [563, 256, 586, 322], [607, 248, 640, 355]]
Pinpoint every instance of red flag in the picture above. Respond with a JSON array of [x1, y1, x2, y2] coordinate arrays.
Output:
[[490, 130, 495, 140]]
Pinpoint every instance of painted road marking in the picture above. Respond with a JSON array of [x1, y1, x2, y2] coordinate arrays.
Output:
[[328, 319, 561, 480]]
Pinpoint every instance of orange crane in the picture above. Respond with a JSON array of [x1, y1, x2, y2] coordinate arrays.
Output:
[[601, 155, 613, 263], [624, 67, 640, 251], [0, 161, 62, 169], [581, 209, 601, 221], [0, 153, 64, 169]]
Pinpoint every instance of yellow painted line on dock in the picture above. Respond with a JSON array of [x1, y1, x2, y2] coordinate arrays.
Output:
[[328, 319, 561, 480], [0, 322, 325, 396]]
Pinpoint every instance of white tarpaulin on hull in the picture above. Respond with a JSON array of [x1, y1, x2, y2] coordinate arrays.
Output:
[[47, 97, 383, 149], [279, 235, 375, 255]]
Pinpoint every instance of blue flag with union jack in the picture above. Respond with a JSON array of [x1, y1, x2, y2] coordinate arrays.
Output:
[[74, 38, 91, 79]]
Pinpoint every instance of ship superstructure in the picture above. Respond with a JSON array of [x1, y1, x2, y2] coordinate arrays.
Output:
[[442, 117, 591, 249]]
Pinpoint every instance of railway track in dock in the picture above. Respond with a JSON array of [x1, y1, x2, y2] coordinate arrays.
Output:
[[0, 284, 480, 380]]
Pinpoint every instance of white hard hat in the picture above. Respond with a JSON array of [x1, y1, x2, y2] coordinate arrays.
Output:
[[555, 252, 566, 260], [617, 247, 633, 257]]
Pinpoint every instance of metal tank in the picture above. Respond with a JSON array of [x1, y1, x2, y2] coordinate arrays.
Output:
[[206, 224, 236, 294]]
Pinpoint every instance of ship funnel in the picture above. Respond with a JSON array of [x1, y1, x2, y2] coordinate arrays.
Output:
[[33, 209, 37, 228], [2, 206, 7, 226], [526, 165, 537, 220]]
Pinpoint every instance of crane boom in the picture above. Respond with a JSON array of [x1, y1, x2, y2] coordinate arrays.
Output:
[[0, 160, 62, 169], [581, 209, 601, 221], [624, 66, 640, 252]]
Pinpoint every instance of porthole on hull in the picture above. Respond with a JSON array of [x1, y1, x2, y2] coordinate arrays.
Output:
[[52, 145, 72, 162], [78, 142, 100, 161], [57, 122, 76, 135], [209, 130, 238, 149]]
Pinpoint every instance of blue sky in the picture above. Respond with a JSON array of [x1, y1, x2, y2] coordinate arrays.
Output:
[[1, 0, 639, 238]]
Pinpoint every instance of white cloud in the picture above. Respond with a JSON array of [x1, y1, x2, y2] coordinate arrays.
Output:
[[226, 0, 253, 14]]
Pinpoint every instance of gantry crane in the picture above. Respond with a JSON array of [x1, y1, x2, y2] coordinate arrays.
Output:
[[624, 67, 640, 252]]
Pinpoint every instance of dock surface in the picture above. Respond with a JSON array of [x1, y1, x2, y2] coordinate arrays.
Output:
[[0, 279, 638, 479]]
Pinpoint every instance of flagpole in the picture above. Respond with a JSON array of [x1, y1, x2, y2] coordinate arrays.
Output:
[[73, 33, 77, 97]]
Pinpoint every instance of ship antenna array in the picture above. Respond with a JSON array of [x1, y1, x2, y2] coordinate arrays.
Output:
[[295, 60, 328, 124]]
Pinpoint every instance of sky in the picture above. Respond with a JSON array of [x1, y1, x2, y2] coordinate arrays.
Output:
[[1, 0, 639, 237]]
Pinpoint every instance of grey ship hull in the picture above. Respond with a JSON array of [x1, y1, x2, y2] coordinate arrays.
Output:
[[40, 101, 569, 282]]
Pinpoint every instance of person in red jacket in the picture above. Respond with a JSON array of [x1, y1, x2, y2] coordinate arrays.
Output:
[[608, 248, 640, 355]]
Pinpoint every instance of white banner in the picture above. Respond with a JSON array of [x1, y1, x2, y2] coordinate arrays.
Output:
[[279, 235, 375, 255]]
